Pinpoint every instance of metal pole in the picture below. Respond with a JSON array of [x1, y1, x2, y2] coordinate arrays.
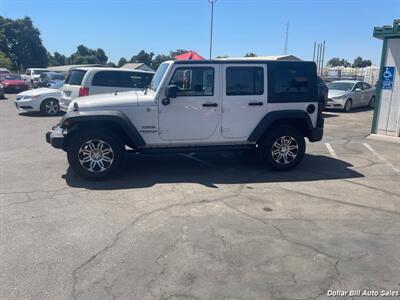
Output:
[[209, 0, 217, 59], [321, 41, 325, 77], [284, 22, 289, 55], [312, 42, 316, 61], [318, 43, 323, 75], [316, 43, 321, 74]]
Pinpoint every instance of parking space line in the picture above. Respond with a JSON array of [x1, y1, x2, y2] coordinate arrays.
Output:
[[362, 143, 400, 173], [324, 143, 337, 158]]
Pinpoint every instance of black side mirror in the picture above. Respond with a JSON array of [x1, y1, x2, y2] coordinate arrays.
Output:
[[165, 85, 178, 99]]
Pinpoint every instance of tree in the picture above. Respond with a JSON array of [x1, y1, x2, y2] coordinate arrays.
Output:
[[118, 57, 128, 67], [151, 54, 171, 70], [352, 56, 372, 68], [327, 57, 350, 67], [0, 16, 48, 69], [130, 50, 154, 66], [0, 51, 12, 69], [245, 52, 257, 57], [170, 49, 190, 59], [68, 45, 108, 65]]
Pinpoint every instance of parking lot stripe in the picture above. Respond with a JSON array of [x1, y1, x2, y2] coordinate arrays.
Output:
[[362, 143, 400, 173], [325, 142, 337, 158]]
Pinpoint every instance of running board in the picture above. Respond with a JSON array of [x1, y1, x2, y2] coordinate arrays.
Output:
[[134, 144, 256, 154]]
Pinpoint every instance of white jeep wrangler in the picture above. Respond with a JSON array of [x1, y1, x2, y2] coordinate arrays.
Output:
[[46, 59, 324, 180]]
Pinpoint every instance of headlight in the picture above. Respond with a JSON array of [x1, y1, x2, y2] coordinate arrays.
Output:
[[331, 95, 347, 100]]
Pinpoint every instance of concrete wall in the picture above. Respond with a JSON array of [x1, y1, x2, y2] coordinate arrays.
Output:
[[376, 38, 400, 137]]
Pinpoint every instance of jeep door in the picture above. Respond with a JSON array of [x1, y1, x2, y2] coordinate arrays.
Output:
[[221, 64, 267, 138], [158, 65, 220, 141]]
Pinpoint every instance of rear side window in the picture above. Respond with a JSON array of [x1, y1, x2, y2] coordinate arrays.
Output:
[[65, 70, 87, 85], [363, 82, 371, 89], [226, 67, 264, 96], [268, 62, 317, 102], [92, 71, 153, 88]]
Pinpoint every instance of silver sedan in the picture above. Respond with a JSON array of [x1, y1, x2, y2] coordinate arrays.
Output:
[[325, 80, 376, 112]]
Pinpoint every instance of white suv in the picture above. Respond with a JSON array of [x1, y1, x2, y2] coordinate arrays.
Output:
[[47, 59, 324, 180], [59, 67, 154, 112]]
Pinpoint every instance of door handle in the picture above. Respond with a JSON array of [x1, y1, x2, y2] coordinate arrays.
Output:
[[248, 101, 263, 106], [203, 102, 218, 107]]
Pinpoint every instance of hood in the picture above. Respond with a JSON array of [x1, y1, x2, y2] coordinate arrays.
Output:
[[2, 80, 27, 85], [18, 87, 57, 97], [72, 91, 140, 110], [328, 90, 350, 98]]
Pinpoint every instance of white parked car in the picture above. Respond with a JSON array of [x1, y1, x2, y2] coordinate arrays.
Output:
[[15, 81, 63, 115], [326, 80, 376, 112], [24, 68, 50, 85], [47, 59, 324, 180], [59, 67, 154, 112]]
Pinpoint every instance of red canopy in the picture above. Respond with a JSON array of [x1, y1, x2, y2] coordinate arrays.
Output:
[[174, 51, 205, 60]]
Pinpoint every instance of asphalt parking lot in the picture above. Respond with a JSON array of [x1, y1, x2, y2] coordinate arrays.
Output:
[[1, 94, 400, 300]]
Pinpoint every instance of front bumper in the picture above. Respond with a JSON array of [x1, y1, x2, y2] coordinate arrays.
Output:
[[325, 98, 346, 109], [15, 98, 40, 111], [46, 125, 64, 149]]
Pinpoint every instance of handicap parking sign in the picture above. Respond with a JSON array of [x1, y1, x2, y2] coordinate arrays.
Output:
[[381, 66, 395, 90]]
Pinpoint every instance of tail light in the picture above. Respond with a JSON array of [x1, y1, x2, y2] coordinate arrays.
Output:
[[79, 87, 89, 97]]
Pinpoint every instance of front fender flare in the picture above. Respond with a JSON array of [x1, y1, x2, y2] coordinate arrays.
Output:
[[60, 110, 145, 147]]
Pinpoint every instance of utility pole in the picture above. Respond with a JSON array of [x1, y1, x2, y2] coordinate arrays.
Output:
[[284, 22, 289, 55], [312, 42, 316, 61], [208, 0, 217, 59], [321, 40, 326, 77]]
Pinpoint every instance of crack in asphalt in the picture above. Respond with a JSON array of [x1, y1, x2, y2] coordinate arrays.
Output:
[[281, 187, 400, 217]]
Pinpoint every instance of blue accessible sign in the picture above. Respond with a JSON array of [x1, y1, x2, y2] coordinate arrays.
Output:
[[381, 66, 395, 90]]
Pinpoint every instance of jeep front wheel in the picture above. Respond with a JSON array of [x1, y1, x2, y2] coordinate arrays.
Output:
[[67, 129, 125, 180], [259, 126, 305, 171]]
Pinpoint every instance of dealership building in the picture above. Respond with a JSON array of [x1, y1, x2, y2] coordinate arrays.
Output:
[[371, 19, 400, 138]]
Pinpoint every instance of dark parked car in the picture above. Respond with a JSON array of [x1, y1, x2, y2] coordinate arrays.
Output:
[[317, 76, 328, 108], [36, 72, 65, 88], [0, 74, 29, 93]]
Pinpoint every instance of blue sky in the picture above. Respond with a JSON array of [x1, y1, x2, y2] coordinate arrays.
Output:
[[1, 0, 399, 65]]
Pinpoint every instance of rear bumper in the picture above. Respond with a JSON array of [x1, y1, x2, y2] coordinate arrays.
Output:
[[59, 97, 71, 112], [309, 127, 324, 142], [46, 125, 64, 149]]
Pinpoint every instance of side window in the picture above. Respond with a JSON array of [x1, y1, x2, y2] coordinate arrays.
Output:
[[363, 83, 371, 90], [169, 67, 214, 96], [226, 67, 264, 96], [26, 70, 31, 75], [123, 72, 152, 89], [353, 82, 362, 91], [268, 62, 317, 102]]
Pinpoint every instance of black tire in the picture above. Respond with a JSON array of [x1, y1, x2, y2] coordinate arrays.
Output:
[[258, 126, 306, 171], [67, 129, 125, 180], [369, 96, 375, 109], [343, 99, 352, 112], [41, 98, 60, 116]]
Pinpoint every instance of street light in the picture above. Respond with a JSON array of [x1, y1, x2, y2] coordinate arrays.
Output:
[[208, 0, 217, 59]]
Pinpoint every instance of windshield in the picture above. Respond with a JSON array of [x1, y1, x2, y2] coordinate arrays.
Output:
[[150, 63, 169, 91], [2, 74, 22, 80], [49, 81, 64, 89], [328, 82, 354, 91], [33, 70, 49, 75]]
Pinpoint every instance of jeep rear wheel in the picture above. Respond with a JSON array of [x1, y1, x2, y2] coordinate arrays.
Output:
[[67, 129, 125, 180], [259, 126, 305, 171]]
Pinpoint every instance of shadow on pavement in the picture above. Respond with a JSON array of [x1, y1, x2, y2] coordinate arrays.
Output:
[[65, 151, 364, 190]]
